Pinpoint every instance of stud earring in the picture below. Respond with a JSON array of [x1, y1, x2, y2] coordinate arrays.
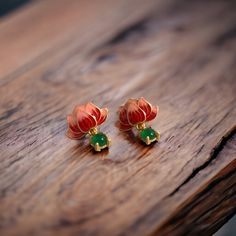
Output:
[[66, 102, 111, 151], [117, 97, 160, 145]]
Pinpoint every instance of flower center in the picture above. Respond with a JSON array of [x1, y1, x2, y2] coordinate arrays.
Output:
[[136, 122, 146, 131], [88, 127, 98, 136]]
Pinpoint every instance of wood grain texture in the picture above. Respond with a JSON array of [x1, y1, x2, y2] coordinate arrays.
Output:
[[0, 0, 236, 235]]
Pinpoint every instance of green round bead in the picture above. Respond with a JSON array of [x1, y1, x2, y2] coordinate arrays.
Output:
[[140, 127, 156, 143], [90, 132, 108, 147]]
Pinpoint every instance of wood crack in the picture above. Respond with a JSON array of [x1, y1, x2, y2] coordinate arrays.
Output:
[[106, 18, 148, 46], [153, 165, 236, 236], [168, 125, 236, 196], [213, 25, 236, 46]]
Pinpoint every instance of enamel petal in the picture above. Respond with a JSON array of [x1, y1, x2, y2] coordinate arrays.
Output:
[[119, 106, 130, 125], [138, 97, 152, 117], [119, 123, 133, 131], [85, 102, 101, 121], [77, 110, 97, 133], [146, 105, 158, 121], [67, 115, 80, 133], [127, 102, 146, 125], [97, 108, 108, 125], [66, 128, 85, 139]]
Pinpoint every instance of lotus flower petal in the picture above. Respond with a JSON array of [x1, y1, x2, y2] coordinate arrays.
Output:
[[118, 122, 132, 131], [138, 97, 152, 117], [67, 128, 85, 139], [67, 115, 81, 133], [76, 109, 97, 133], [146, 105, 158, 121], [97, 108, 108, 125], [119, 106, 129, 125], [127, 101, 146, 125], [66, 102, 109, 141], [85, 102, 101, 121], [117, 97, 158, 130]]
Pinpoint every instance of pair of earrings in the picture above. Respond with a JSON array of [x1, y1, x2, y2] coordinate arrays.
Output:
[[66, 97, 160, 152]]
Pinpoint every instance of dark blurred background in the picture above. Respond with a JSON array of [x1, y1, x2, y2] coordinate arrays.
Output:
[[0, 0, 30, 16]]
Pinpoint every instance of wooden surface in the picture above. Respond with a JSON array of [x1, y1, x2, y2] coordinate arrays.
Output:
[[0, 0, 236, 235]]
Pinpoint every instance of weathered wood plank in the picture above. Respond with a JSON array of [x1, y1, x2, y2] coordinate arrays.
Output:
[[0, 0, 172, 79], [0, 0, 236, 235]]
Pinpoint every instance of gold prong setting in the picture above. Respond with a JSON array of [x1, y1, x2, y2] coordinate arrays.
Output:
[[145, 136, 151, 145], [94, 143, 101, 152], [108, 138, 112, 147], [138, 123, 160, 145], [155, 131, 160, 141], [66, 102, 110, 152], [89, 130, 111, 152]]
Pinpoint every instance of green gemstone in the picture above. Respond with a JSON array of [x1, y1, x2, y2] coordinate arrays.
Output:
[[140, 127, 157, 144], [90, 132, 108, 148]]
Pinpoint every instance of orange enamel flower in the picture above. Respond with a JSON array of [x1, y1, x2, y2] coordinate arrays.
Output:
[[67, 102, 108, 139], [117, 97, 160, 145], [118, 97, 158, 131]]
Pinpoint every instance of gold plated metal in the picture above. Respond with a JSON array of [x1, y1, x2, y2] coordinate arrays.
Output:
[[66, 102, 110, 152], [118, 97, 160, 145]]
